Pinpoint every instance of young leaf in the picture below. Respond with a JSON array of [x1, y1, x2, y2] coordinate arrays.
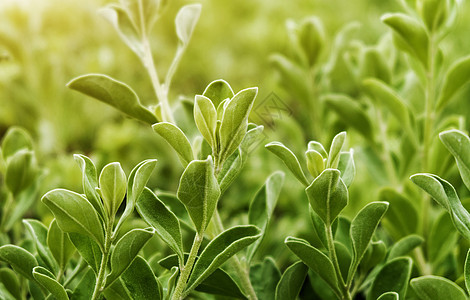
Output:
[[247, 172, 285, 262], [285, 237, 340, 296], [99, 162, 127, 218], [298, 17, 325, 67], [47, 219, 75, 272], [338, 151, 355, 187], [136, 187, 184, 263], [439, 129, 470, 191], [465, 249, 470, 295], [0, 245, 37, 282], [23, 219, 57, 274], [411, 275, 467, 300], [219, 87, 258, 162], [194, 95, 217, 148], [308, 141, 327, 158], [177, 157, 220, 233], [185, 225, 261, 292], [324, 95, 373, 140], [67, 74, 157, 124], [388, 234, 424, 261], [5, 150, 36, 196], [305, 169, 348, 225], [175, 4, 201, 45], [306, 150, 324, 178], [217, 149, 243, 194], [265, 142, 309, 186], [41, 189, 105, 248], [73, 154, 105, 219], [1, 126, 33, 160], [367, 257, 412, 300], [119, 256, 163, 300], [250, 257, 281, 300], [153, 122, 193, 168], [106, 228, 154, 287], [381, 13, 429, 68], [202, 79, 234, 108], [327, 131, 346, 169], [275, 261, 308, 300], [0, 268, 21, 300], [349, 202, 389, 282], [68, 233, 102, 274], [419, 0, 448, 31], [437, 56, 470, 110], [32, 266, 69, 300]]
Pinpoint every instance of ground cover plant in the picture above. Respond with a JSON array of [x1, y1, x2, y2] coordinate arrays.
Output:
[[2, 0, 470, 299]]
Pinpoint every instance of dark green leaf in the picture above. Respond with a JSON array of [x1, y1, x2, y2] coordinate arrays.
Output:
[[250, 257, 281, 300], [47, 219, 75, 272], [136, 188, 183, 263], [437, 56, 470, 110], [23, 219, 57, 274], [335, 241, 351, 281], [411, 275, 467, 300], [67, 74, 157, 124], [0, 268, 21, 300], [0, 245, 37, 282], [32, 266, 69, 300], [202, 79, 235, 108], [439, 129, 470, 191], [367, 257, 412, 300], [42, 189, 105, 248], [275, 261, 307, 300], [266, 142, 309, 186], [388, 234, 424, 261], [465, 249, 470, 295], [177, 157, 220, 233], [305, 169, 348, 225], [377, 292, 399, 300], [153, 122, 193, 168], [119, 256, 162, 300], [186, 225, 261, 292]]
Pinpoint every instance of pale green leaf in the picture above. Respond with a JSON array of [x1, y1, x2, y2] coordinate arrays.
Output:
[[194, 95, 217, 148], [32, 266, 69, 300], [411, 275, 467, 300], [5, 149, 36, 196], [367, 257, 412, 300], [202, 79, 234, 108], [23, 219, 57, 274], [275, 261, 308, 300], [338, 150, 355, 187], [465, 249, 470, 295], [1, 126, 33, 160], [388, 234, 424, 261], [428, 211, 458, 265], [153, 122, 193, 167], [265, 141, 309, 186], [306, 150, 324, 178], [379, 188, 418, 239], [298, 17, 325, 67], [175, 4, 201, 45], [439, 129, 470, 191], [47, 219, 75, 272], [437, 55, 470, 110], [327, 131, 346, 169]]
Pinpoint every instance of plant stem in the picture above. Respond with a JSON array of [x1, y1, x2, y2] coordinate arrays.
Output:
[[326, 223, 351, 300], [171, 232, 204, 300], [91, 222, 113, 300]]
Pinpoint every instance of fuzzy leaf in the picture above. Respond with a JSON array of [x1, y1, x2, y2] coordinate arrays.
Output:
[[67, 74, 157, 124], [327, 131, 347, 169], [106, 228, 154, 287], [177, 157, 220, 233], [0, 245, 37, 282], [285, 237, 340, 296], [250, 257, 281, 300], [153, 122, 193, 168], [367, 257, 412, 300], [275, 261, 308, 300], [119, 256, 163, 300], [175, 4, 201, 45], [217, 149, 243, 194], [265, 142, 309, 186], [411, 275, 467, 300], [388, 234, 424, 261], [219, 87, 258, 162], [99, 162, 127, 218], [68, 233, 102, 274], [202, 79, 234, 108], [42, 189, 105, 247], [439, 129, 470, 191], [306, 150, 324, 178], [23, 219, 57, 274], [377, 292, 399, 300], [247, 172, 285, 261], [437, 56, 470, 110], [194, 95, 217, 148], [305, 169, 348, 225], [32, 266, 69, 300], [136, 188, 183, 263], [186, 225, 261, 292]]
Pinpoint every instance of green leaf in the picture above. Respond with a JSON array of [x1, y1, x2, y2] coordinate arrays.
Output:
[[106, 228, 154, 287], [72, 268, 95, 300], [379, 188, 418, 239], [306, 150, 324, 178], [437, 56, 470, 110], [219, 87, 258, 162], [265, 142, 309, 186], [0, 268, 21, 300], [119, 256, 162, 300], [1, 126, 33, 160], [381, 13, 429, 68], [5, 149, 37, 195], [324, 95, 373, 140], [42, 189, 105, 248], [23, 219, 57, 274], [335, 241, 351, 281], [388, 234, 424, 261], [338, 151, 355, 187], [153, 122, 193, 168], [420, 0, 448, 31], [194, 95, 217, 148], [349, 202, 389, 282], [47, 219, 75, 272], [362, 78, 410, 129], [275, 261, 308, 300], [377, 292, 399, 300], [465, 249, 470, 295], [217, 149, 243, 194], [308, 141, 328, 158], [439, 129, 470, 191], [327, 131, 346, 169], [68, 233, 102, 274], [73, 154, 105, 219], [32, 266, 69, 300], [67, 74, 157, 124], [411, 275, 467, 300], [99, 162, 127, 218], [202, 79, 234, 108], [305, 169, 348, 225], [247, 172, 285, 262], [285, 237, 340, 296], [298, 17, 325, 67], [360, 240, 387, 272], [0, 245, 37, 282], [177, 157, 220, 233], [185, 225, 261, 292], [367, 257, 412, 300], [175, 4, 201, 45], [136, 187, 183, 263], [428, 211, 458, 265], [359, 48, 391, 84], [411, 173, 470, 240], [250, 257, 281, 300], [309, 207, 328, 248]]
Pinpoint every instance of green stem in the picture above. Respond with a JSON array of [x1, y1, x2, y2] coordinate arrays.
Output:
[[171, 232, 204, 300], [326, 224, 351, 300], [91, 221, 113, 300]]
